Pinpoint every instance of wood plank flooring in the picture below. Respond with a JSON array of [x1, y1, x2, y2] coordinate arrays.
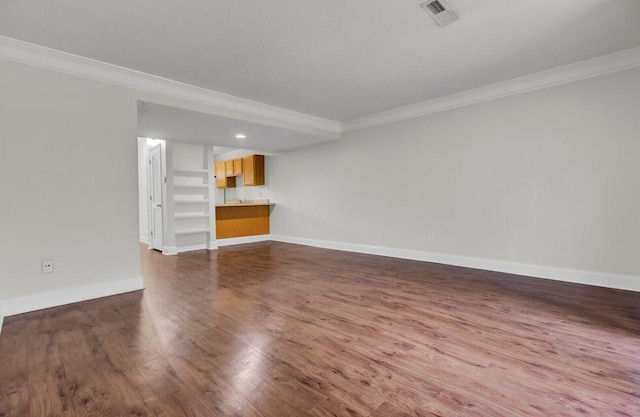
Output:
[[1, 241, 639, 416]]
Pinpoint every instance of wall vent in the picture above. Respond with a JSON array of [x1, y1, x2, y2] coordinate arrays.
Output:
[[421, 0, 459, 27]]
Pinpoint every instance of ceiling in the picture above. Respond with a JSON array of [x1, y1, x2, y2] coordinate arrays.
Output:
[[138, 102, 334, 153], [2, 0, 640, 123]]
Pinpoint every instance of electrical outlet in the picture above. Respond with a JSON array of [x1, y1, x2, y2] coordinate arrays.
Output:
[[41, 259, 53, 274], [428, 233, 435, 243]]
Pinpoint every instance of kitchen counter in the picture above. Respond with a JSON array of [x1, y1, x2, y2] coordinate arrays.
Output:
[[216, 199, 273, 208]]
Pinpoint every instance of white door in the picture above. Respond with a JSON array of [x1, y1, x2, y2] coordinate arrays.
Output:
[[149, 145, 164, 250]]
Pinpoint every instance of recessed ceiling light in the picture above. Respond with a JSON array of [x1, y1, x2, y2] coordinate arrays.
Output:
[[235, 134, 246, 140]]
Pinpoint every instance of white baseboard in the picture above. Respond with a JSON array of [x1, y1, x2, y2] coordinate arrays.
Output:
[[176, 244, 203, 253], [160, 242, 218, 254], [175, 243, 215, 253], [162, 246, 177, 256], [0, 315, 4, 335], [217, 234, 272, 247], [0, 276, 145, 318], [139, 235, 149, 244], [270, 235, 640, 293]]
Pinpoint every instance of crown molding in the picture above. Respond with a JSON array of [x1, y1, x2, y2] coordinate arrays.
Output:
[[342, 47, 640, 132], [0, 36, 341, 136], [2, 36, 639, 136]]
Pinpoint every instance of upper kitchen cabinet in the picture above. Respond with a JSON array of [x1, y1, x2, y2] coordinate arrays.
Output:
[[215, 161, 236, 188], [233, 158, 243, 176], [223, 158, 243, 177], [242, 155, 265, 186], [224, 159, 234, 177]]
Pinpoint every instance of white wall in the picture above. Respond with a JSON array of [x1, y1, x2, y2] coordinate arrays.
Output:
[[173, 141, 209, 171], [0, 59, 143, 315], [269, 68, 640, 286]]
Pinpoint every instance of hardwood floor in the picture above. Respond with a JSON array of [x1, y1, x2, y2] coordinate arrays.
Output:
[[1, 242, 639, 416]]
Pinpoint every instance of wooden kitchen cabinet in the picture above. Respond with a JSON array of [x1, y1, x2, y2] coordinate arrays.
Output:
[[214, 161, 224, 186], [225, 160, 234, 177], [242, 155, 265, 186], [224, 158, 243, 177], [215, 203, 270, 239], [215, 161, 236, 188], [233, 158, 243, 175]]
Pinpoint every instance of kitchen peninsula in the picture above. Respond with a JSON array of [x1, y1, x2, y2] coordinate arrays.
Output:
[[215, 199, 273, 239]]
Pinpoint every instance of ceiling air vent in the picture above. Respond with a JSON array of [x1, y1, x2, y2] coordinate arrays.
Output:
[[421, 0, 459, 27]]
